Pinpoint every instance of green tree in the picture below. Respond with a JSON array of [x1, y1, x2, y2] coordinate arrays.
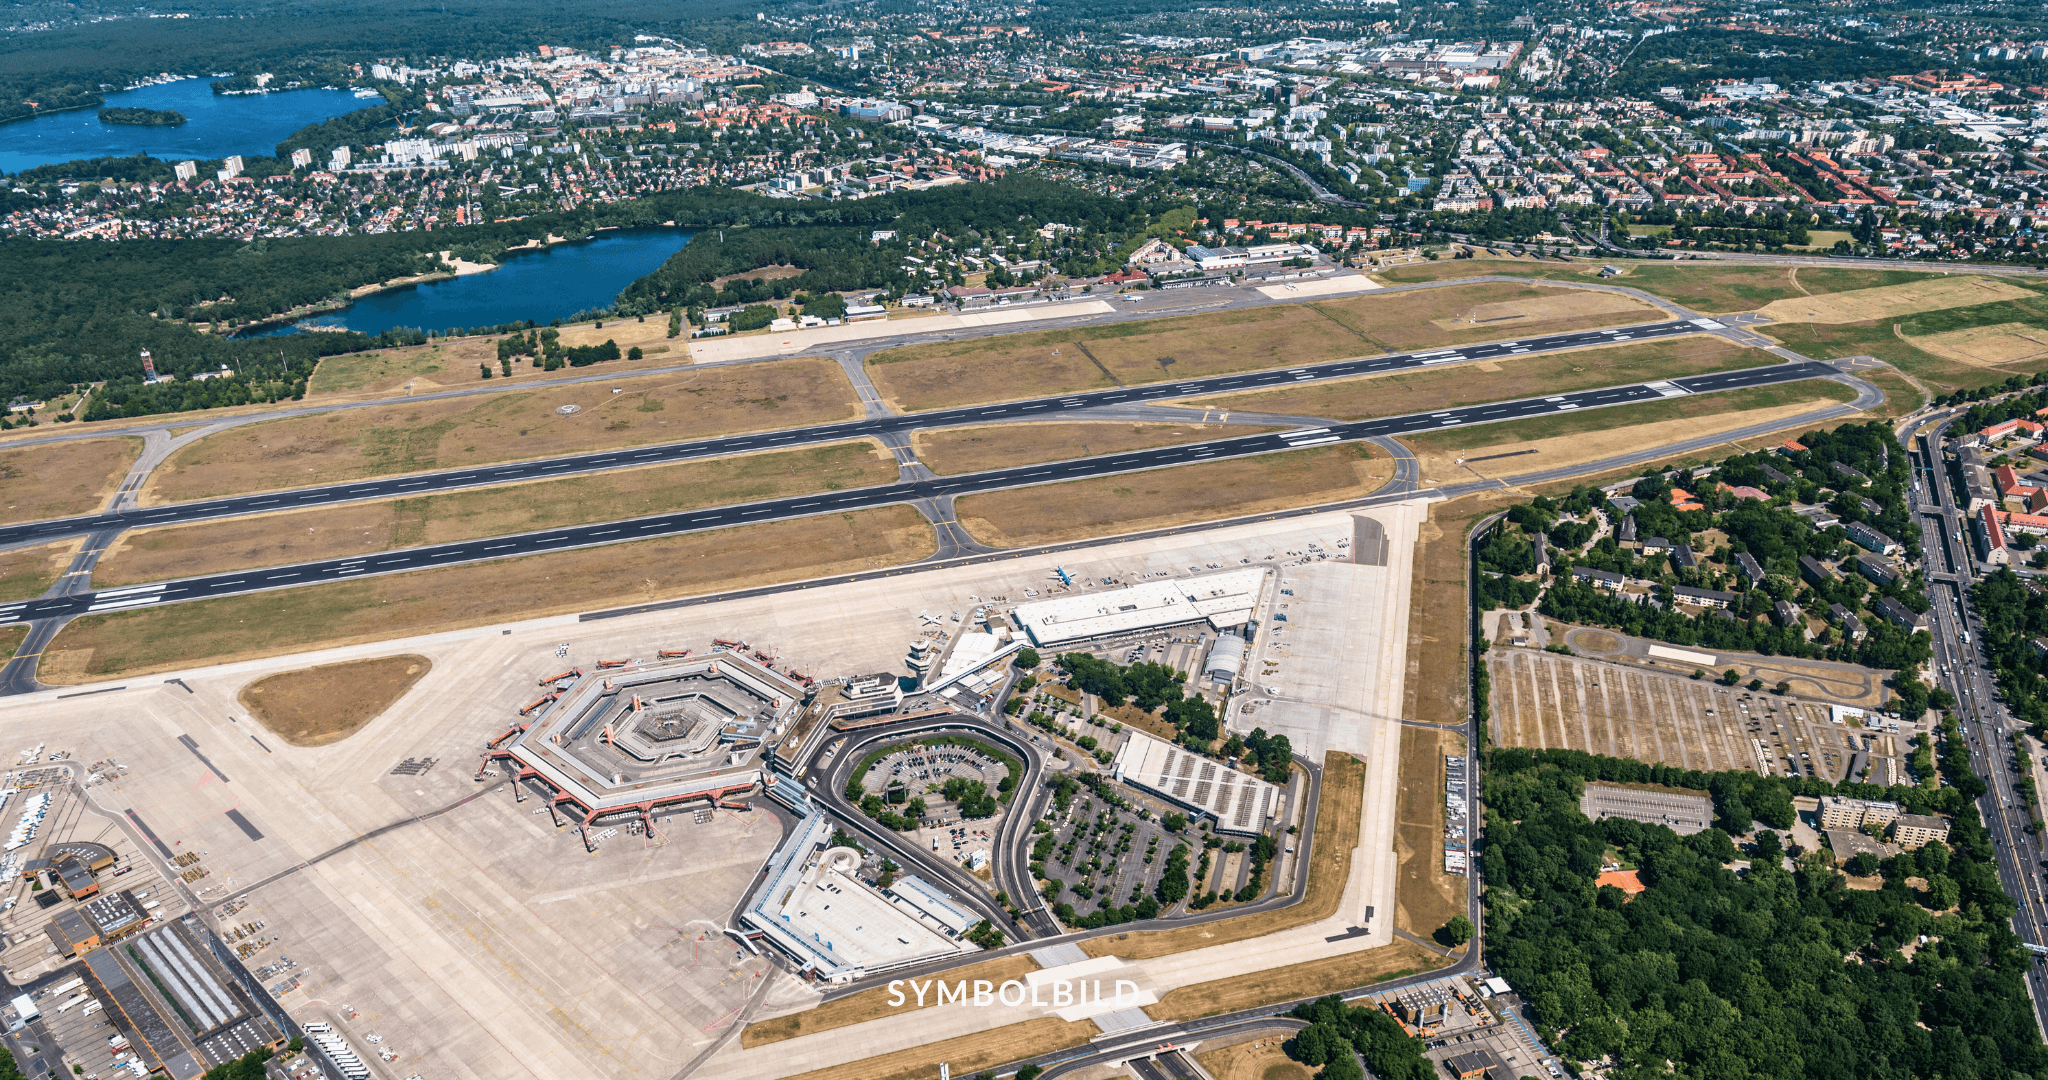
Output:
[[1442, 914, 1473, 946]]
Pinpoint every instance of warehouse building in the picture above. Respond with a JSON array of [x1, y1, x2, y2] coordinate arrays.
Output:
[[1110, 731, 1279, 836], [1010, 568, 1270, 647]]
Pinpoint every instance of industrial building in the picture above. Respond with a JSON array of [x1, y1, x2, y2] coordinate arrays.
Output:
[[1110, 731, 1279, 836], [1010, 568, 1270, 647], [477, 652, 805, 849], [737, 811, 975, 983], [76, 918, 285, 1079]]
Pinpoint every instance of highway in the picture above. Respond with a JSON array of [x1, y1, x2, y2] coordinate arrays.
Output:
[[0, 358, 1835, 626], [0, 318, 1714, 549], [1915, 421, 2048, 1039]]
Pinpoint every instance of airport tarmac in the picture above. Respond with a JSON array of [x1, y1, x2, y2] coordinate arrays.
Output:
[[0, 499, 1430, 1080]]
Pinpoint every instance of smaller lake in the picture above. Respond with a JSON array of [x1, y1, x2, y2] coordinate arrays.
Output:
[[247, 227, 697, 338], [0, 79, 371, 175]]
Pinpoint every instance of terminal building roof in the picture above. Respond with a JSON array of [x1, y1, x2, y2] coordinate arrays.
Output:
[[1010, 568, 1270, 647], [1111, 731, 1280, 836]]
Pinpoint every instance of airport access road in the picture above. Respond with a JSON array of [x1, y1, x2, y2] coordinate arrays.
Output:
[[0, 318, 1714, 550], [0, 358, 1831, 624]]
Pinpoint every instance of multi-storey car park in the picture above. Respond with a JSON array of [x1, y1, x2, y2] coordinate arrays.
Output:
[[476, 650, 805, 850]]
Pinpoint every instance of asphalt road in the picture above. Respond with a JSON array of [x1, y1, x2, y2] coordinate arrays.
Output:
[[0, 318, 1711, 551], [0, 357, 1828, 627], [1916, 421, 2048, 1039]]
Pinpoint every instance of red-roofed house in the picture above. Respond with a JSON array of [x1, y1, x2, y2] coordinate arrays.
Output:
[[1980, 504, 2012, 566], [1779, 439, 1807, 455], [1983, 418, 2045, 442], [1725, 484, 1770, 501], [1669, 488, 1705, 512]]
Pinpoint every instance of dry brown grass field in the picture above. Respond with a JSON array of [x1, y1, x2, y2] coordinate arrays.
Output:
[[778, 1018, 1098, 1080], [1393, 726, 1469, 940], [956, 445, 1391, 548], [865, 305, 1363, 412], [1755, 276, 2033, 324], [741, 955, 1040, 1047], [1198, 1034, 1315, 1080], [1178, 336, 1770, 421], [0, 437, 140, 524], [95, 441, 894, 586], [1402, 381, 1860, 485], [146, 357, 859, 502], [238, 655, 433, 746], [1313, 283, 1658, 351], [0, 541, 79, 603], [38, 507, 933, 682], [1145, 941, 1441, 1021]]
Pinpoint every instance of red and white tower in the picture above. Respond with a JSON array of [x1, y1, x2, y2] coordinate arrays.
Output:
[[140, 349, 157, 381]]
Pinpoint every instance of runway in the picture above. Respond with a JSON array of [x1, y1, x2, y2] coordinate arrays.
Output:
[[0, 318, 1712, 549], [0, 356, 1832, 625]]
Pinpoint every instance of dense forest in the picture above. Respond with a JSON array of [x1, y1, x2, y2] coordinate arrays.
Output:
[[1483, 744, 2044, 1079], [617, 175, 1158, 313], [1973, 568, 2048, 732]]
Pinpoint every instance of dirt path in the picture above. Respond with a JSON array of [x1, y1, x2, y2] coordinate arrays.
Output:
[[1789, 266, 1810, 296]]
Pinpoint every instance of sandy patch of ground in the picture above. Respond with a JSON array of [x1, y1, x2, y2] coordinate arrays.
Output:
[[956, 445, 1392, 548], [1393, 726, 1468, 940], [1755, 276, 2034, 324], [779, 1018, 1098, 1080], [237, 654, 433, 746]]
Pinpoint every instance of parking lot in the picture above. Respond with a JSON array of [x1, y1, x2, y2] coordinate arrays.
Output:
[[1036, 777, 1254, 917], [1490, 649, 1911, 783]]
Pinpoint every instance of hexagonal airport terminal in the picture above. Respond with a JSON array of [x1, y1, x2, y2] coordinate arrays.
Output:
[[478, 651, 805, 848]]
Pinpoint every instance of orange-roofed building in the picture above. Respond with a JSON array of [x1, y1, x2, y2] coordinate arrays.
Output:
[[1781, 439, 1808, 454], [1595, 869, 1646, 896], [1668, 488, 1705, 512]]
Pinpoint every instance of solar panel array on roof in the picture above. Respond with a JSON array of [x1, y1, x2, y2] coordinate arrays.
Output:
[[1111, 731, 1278, 836]]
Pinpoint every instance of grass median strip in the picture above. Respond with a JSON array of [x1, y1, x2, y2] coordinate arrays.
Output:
[[1145, 942, 1443, 1022], [955, 444, 1392, 549], [1176, 335, 1771, 421], [741, 954, 1039, 1047], [1083, 752, 1364, 961], [912, 422, 1272, 475], [864, 282, 1657, 412], [38, 506, 935, 683], [0, 437, 140, 525], [1372, 259, 1942, 313], [145, 355, 860, 502], [94, 441, 896, 587]]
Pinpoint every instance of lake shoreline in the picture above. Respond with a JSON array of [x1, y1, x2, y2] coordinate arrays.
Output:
[[231, 227, 693, 339]]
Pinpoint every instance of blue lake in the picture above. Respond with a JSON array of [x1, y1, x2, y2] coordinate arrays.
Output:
[[0, 79, 370, 175], [248, 227, 698, 338]]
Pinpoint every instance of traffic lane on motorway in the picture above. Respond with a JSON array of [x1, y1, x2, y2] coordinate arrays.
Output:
[[0, 320, 1703, 548], [0, 359, 1832, 625]]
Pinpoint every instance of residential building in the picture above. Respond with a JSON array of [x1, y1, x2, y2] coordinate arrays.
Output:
[[1893, 813, 1950, 849], [1875, 596, 1927, 631], [1854, 553, 1898, 586], [1844, 520, 1900, 555], [1819, 795, 1900, 830], [1673, 585, 1737, 609], [1798, 555, 1833, 585], [1735, 551, 1765, 585], [1571, 566, 1627, 591]]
